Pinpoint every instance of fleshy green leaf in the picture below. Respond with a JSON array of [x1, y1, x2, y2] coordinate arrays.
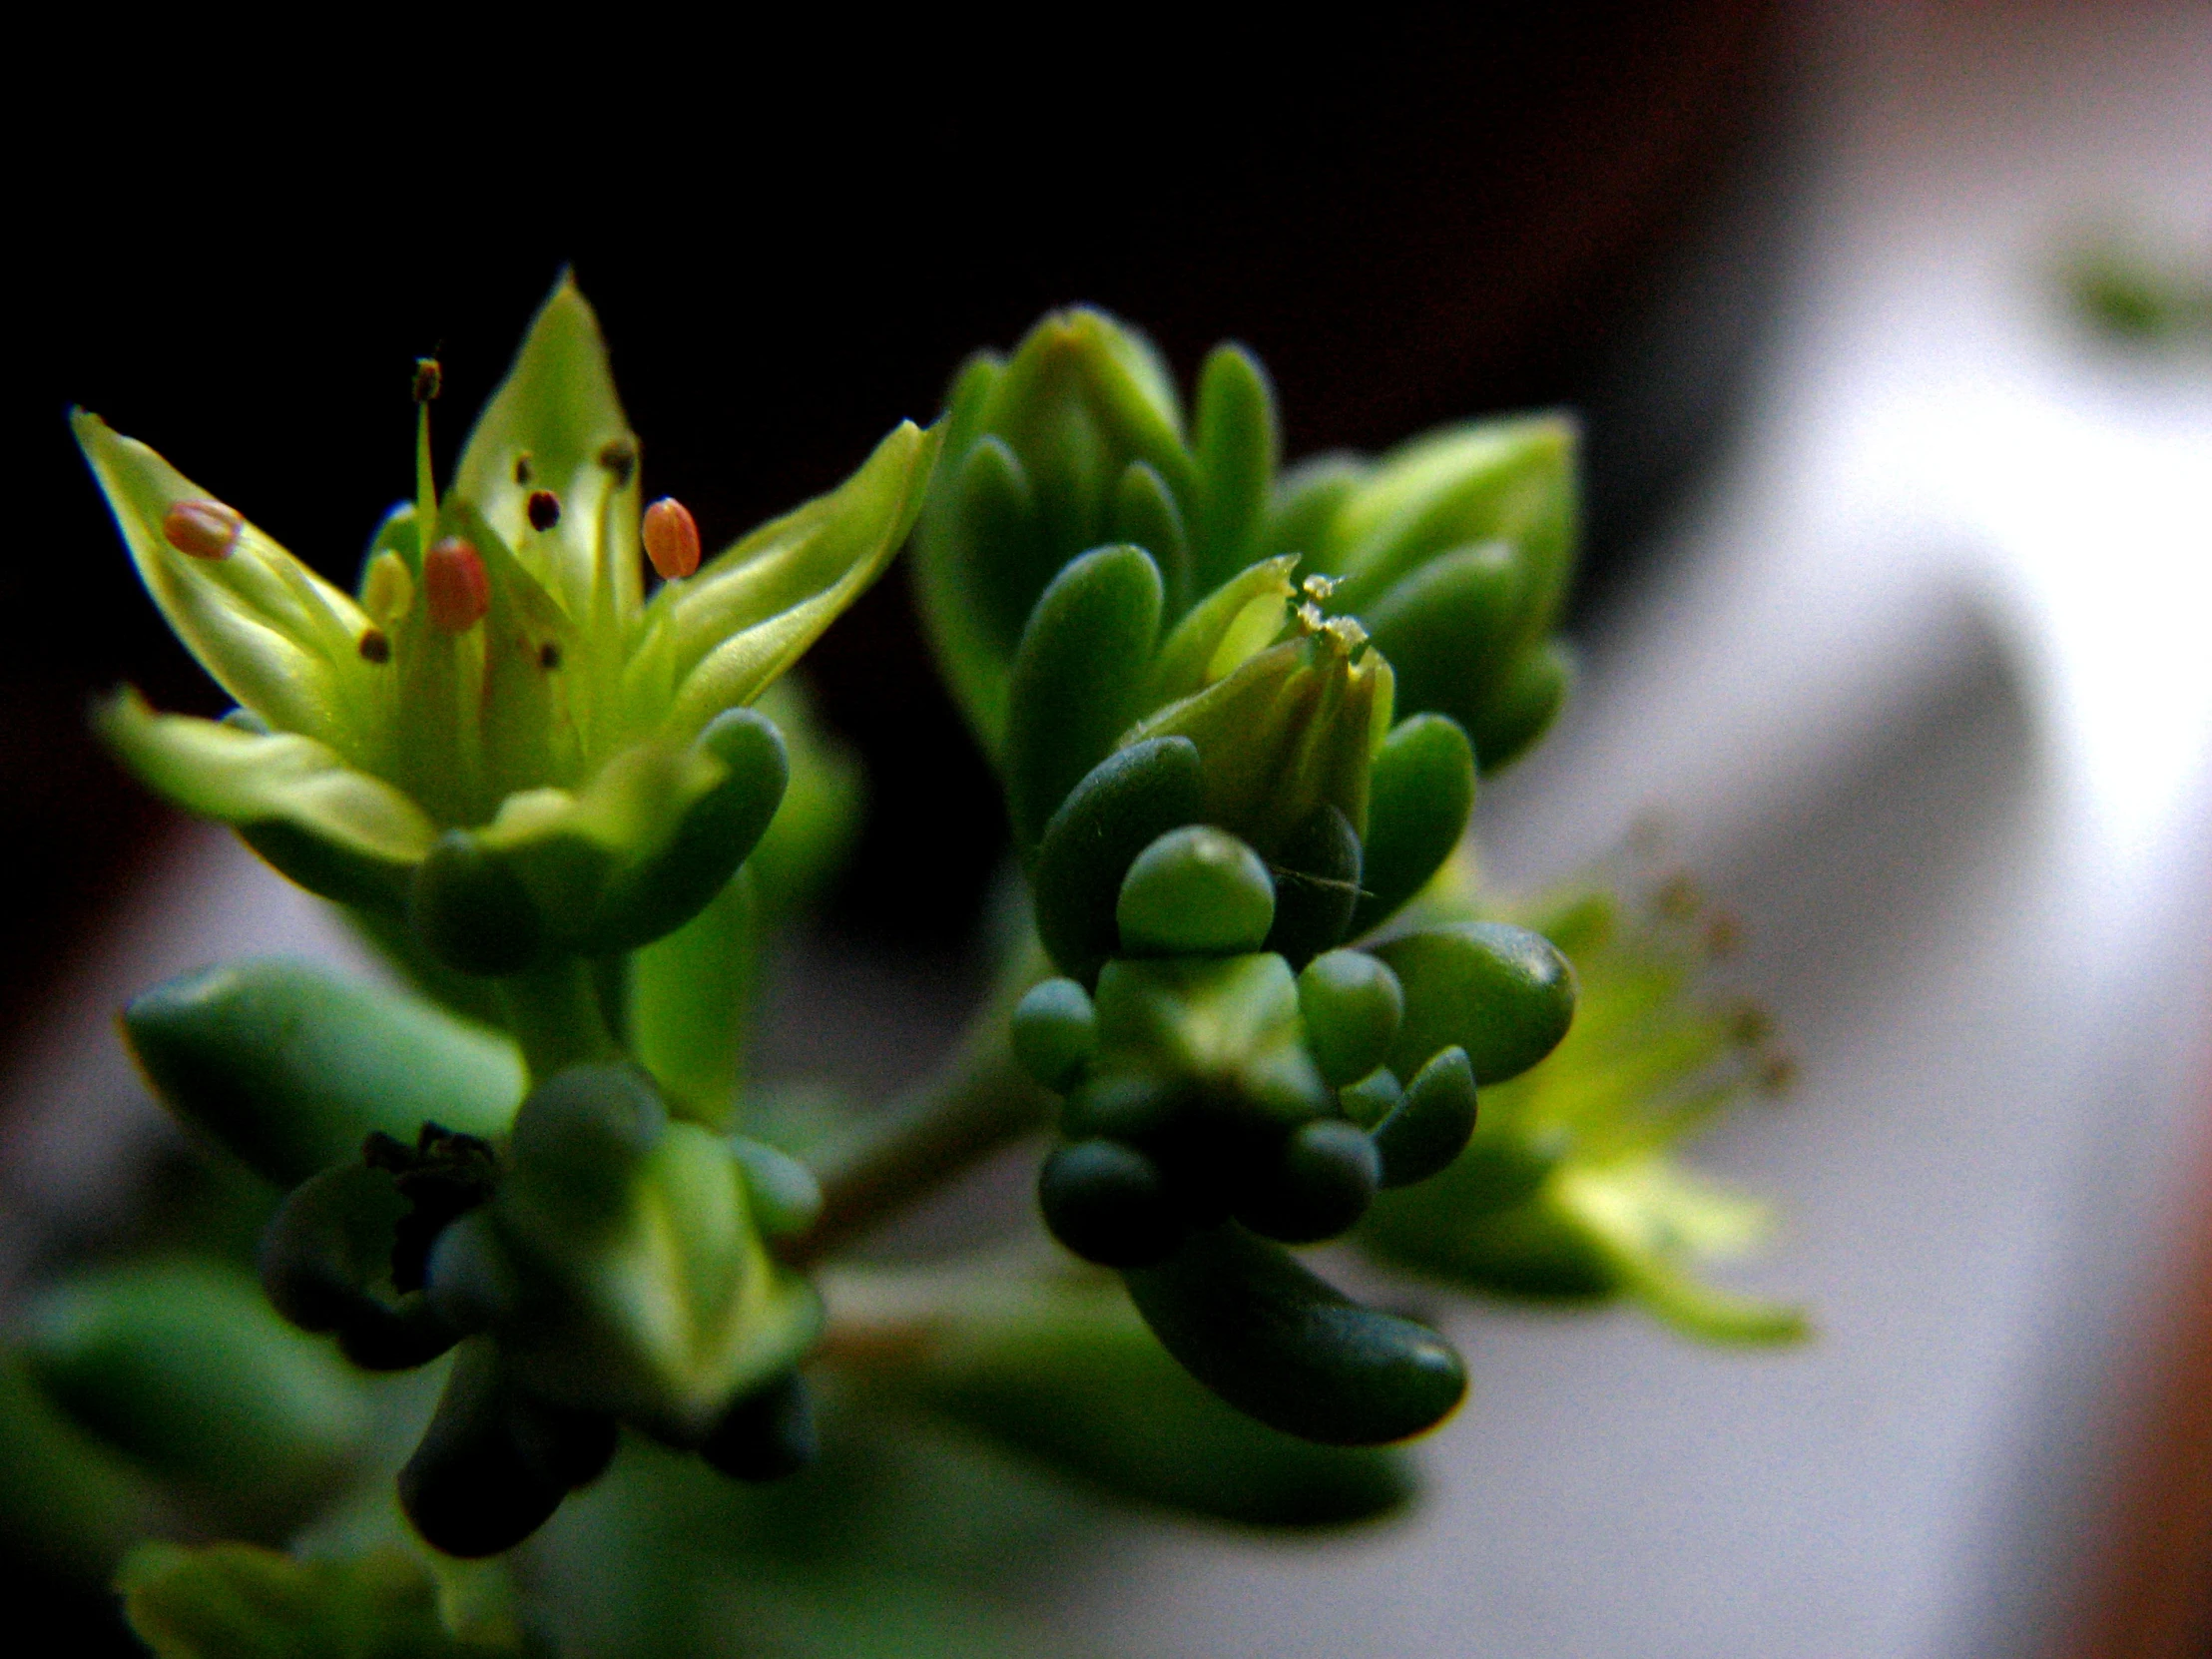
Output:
[[1123, 1224, 1465, 1445], [118, 1541, 502, 1659], [880, 1275, 1415, 1527], [23, 1261, 369, 1528], [1354, 713, 1476, 936], [1373, 921, 1577, 1084], [74, 411, 376, 756], [1003, 544, 1165, 855], [125, 956, 520, 1187], [99, 692, 435, 909], [630, 868, 760, 1128], [1190, 343, 1279, 592]]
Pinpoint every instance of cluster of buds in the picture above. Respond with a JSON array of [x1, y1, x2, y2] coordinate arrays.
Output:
[[918, 310, 1584, 1443]]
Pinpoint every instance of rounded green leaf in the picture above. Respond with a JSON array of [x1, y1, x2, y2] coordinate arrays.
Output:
[[1032, 737, 1205, 982], [1264, 803, 1363, 967], [1374, 922, 1577, 1084], [123, 957, 521, 1188], [1360, 544, 1522, 736], [1117, 827, 1276, 957], [1297, 950, 1404, 1088], [1004, 544, 1165, 853], [1234, 1119, 1382, 1245], [1191, 343, 1279, 591], [1011, 977, 1099, 1092], [21, 1260, 368, 1521], [1123, 1225, 1465, 1444], [1371, 1045, 1478, 1189], [1353, 714, 1476, 936], [1466, 639, 1574, 774], [888, 1283, 1415, 1528], [1039, 1139, 1183, 1268]]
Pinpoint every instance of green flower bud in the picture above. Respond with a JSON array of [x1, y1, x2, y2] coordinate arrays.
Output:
[[1353, 713, 1476, 936], [123, 958, 519, 1189], [1125, 616, 1392, 862], [21, 1260, 369, 1529], [1116, 827, 1276, 957], [1032, 737, 1205, 983], [1371, 1046, 1478, 1189], [433, 1064, 823, 1446], [1124, 1225, 1465, 1445], [1233, 1119, 1382, 1245], [876, 1276, 1414, 1527], [1297, 949, 1405, 1087], [1011, 977, 1099, 1092], [1091, 955, 1332, 1134], [1373, 922, 1576, 1083], [1004, 544, 1165, 853], [1038, 1139, 1182, 1268], [913, 310, 1304, 757], [117, 1543, 469, 1659]]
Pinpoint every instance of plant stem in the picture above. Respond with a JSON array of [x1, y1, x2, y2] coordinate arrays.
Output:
[[498, 954, 622, 1085], [786, 940, 1054, 1265]]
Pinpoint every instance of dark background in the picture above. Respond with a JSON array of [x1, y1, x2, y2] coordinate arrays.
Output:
[[9, 3, 1795, 1063]]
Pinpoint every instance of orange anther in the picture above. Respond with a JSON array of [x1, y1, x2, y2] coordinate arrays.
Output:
[[643, 496, 701, 580], [163, 499, 243, 560], [423, 538, 490, 633]]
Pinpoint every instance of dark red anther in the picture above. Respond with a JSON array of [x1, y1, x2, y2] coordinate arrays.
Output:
[[538, 641, 562, 671], [527, 490, 562, 531], [642, 497, 701, 580], [163, 499, 243, 560], [358, 628, 391, 664], [412, 358, 443, 403], [423, 539, 490, 634], [598, 438, 639, 490]]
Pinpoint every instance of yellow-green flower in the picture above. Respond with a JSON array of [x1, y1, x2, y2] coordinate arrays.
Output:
[[77, 278, 937, 966]]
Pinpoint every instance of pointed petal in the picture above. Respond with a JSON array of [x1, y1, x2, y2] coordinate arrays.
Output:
[[74, 412, 374, 754], [99, 692, 435, 906], [649, 420, 938, 739], [454, 276, 641, 627]]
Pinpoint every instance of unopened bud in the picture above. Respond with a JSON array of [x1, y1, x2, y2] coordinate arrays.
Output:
[[362, 550, 415, 626], [643, 497, 702, 580], [163, 499, 243, 561], [526, 490, 561, 531], [423, 539, 489, 634]]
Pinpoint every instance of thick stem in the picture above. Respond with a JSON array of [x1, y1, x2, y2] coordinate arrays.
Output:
[[498, 955, 622, 1085], [786, 940, 1054, 1266]]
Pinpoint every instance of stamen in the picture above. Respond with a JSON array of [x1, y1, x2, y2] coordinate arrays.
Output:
[[538, 642, 562, 671], [412, 357, 442, 403], [163, 499, 243, 561], [513, 454, 534, 486], [643, 497, 702, 579], [1301, 573, 1339, 602], [358, 628, 392, 664], [527, 490, 562, 531], [363, 550, 415, 626], [599, 437, 639, 490], [423, 538, 490, 634]]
